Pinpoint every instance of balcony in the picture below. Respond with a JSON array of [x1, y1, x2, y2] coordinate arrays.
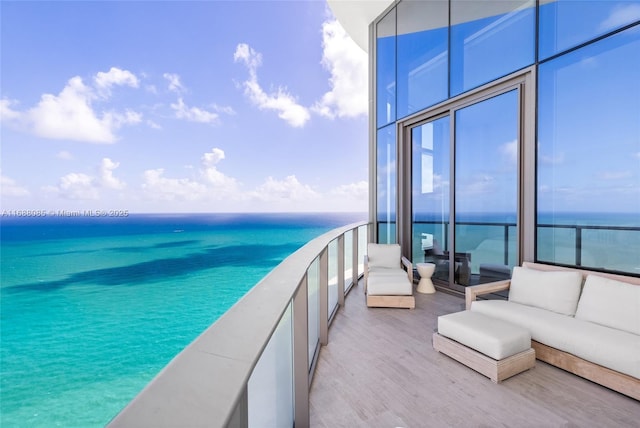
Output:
[[108, 221, 639, 427]]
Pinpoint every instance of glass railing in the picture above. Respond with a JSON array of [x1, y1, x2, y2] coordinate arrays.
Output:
[[537, 223, 640, 275], [107, 221, 368, 428], [412, 220, 640, 284]]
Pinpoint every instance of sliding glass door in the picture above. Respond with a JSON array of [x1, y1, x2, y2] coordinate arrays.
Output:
[[454, 90, 519, 288], [410, 88, 521, 290], [411, 116, 451, 283]]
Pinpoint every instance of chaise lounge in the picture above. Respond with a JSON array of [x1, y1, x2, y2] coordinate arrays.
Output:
[[364, 243, 415, 309]]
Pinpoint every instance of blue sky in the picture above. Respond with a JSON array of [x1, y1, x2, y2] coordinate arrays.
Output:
[[1, 0, 369, 213]]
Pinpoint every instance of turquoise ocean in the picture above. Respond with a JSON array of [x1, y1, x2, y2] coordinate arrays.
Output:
[[0, 213, 365, 427]]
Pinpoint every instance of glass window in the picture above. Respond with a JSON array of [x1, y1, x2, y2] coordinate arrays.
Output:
[[539, 0, 640, 60], [450, 0, 535, 96], [455, 90, 519, 286], [377, 8, 396, 128], [411, 116, 451, 282], [537, 26, 640, 274], [397, 0, 448, 118], [377, 125, 397, 243]]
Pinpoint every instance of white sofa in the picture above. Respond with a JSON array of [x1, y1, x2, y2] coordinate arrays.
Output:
[[364, 243, 415, 309], [466, 262, 640, 400]]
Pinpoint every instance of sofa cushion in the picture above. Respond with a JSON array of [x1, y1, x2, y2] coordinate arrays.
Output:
[[471, 300, 640, 379], [367, 244, 401, 269], [508, 266, 583, 316], [575, 274, 640, 336]]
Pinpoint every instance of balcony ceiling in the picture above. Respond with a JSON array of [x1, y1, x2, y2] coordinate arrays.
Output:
[[327, 0, 394, 52]]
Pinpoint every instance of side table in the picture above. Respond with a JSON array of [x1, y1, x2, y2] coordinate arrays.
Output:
[[416, 262, 436, 294]]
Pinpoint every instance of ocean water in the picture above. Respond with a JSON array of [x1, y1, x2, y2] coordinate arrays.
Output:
[[0, 213, 365, 427]]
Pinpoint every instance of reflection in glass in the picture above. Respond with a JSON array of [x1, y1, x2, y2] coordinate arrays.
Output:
[[307, 257, 319, 367], [537, 27, 640, 273], [451, 0, 535, 96], [328, 239, 338, 318], [248, 303, 293, 427], [377, 125, 397, 243], [377, 8, 396, 127], [397, 0, 448, 118], [455, 90, 519, 286], [344, 230, 353, 290], [411, 116, 451, 284], [539, 0, 640, 60]]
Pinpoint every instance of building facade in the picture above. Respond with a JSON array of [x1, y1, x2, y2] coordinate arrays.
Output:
[[367, 0, 640, 293]]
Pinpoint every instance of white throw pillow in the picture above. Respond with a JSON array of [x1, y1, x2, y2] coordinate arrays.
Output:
[[367, 243, 401, 269], [575, 274, 640, 335], [508, 266, 583, 316]]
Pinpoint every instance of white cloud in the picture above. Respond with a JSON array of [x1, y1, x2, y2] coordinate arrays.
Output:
[[250, 175, 319, 201], [634, 152, 640, 160], [147, 120, 162, 130], [312, 19, 368, 119], [99, 158, 126, 190], [170, 98, 219, 123], [539, 151, 565, 165], [500, 139, 518, 166], [46, 157, 127, 200], [3, 69, 142, 144], [200, 148, 239, 191], [56, 151, 74, 160], [1, 173, 30, 197], [460, 174, 495, 195], [29, 76, 117, 143], [212, 104, 236, 115], [142, 148, 239, 202], [598, 171, 632, 180], [330, 180, 368, 200], [164, 73, 185, 93], [94, 67, 139, 95], [54, 173, 99, 200], [234, 43, 310, 127], [600, 4, 640, 31], [0, 98, 21, 121], [142, 168, 208, 201]]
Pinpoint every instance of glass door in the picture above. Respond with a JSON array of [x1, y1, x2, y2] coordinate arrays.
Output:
[[410, 88, 521, 290], [411, 116, 451, 283], [453, 90, 519, 289]]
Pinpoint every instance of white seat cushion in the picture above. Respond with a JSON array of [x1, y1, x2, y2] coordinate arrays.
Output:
[[367, 269, 412, 296], [508, 266, 583, 316], [438, 311, 531, 360]]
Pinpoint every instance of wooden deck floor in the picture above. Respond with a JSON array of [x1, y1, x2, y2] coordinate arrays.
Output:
[[309, 283, 640, 428]]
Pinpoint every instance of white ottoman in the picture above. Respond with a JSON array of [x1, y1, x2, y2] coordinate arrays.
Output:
[[433, 311, 535, 383], [416, 263, 436, 294]]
